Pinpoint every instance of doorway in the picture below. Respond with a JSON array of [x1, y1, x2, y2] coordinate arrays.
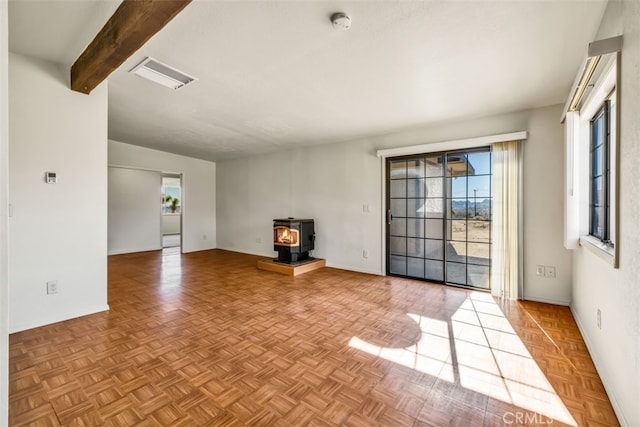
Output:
[[161, 174, 182, 250], [386, 148, 492, 289]]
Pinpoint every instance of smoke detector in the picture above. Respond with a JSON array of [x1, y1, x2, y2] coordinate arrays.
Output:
[[331, 13, 351, 31]]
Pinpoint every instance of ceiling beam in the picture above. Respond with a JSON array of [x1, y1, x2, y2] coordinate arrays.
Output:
[[71, 0, 191, 95]]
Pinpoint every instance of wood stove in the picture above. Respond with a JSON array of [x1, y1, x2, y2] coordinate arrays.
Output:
[[273, 218, 315, 263]]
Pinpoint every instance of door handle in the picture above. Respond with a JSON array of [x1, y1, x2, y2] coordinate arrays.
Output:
[[387, 209, 393, 225]]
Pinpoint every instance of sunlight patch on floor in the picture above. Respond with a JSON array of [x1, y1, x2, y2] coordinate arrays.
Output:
[[348, 292, 576, 426]]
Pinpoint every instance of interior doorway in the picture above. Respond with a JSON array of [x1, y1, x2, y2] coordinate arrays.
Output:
[[386, 148, 492, 290], [161, 174, 182, 250]]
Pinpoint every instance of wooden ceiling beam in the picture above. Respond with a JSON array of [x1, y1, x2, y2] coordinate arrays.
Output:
[[71, 0, 191, 95]]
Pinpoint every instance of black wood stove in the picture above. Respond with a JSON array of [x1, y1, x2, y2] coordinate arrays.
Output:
[[273, 218, 315, 263]]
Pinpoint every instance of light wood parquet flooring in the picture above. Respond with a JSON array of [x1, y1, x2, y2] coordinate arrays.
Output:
[[9, 249, 619, 426]]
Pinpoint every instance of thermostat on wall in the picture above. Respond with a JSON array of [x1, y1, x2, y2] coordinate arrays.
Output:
[[45, 171, 57, 184]]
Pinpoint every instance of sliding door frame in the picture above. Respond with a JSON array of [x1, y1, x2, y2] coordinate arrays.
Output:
[[385, 147, 492, 289]]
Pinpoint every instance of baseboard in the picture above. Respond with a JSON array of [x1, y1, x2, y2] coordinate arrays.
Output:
[[570, 305, 628, 426], [522, 295, 570, 306], [10, 304, 110, 334], [108, 246, 162, 255], [324, 262, 383, 276]]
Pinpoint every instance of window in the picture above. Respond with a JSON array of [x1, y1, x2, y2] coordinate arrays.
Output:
[[589, 99, 611, 243], [563, 37, 621, 266]]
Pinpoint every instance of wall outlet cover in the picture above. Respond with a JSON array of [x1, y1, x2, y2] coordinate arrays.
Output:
[[545, 266, 556, 278], [46, 281, 58, 294]]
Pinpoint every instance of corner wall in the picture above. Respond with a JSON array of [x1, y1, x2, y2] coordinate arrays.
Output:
[[570, 1, 640, 425], [1, 0, 10, 421], [216, 104, 572, 304], [108, 140, 216, 253], [8, 53, 109, 333]]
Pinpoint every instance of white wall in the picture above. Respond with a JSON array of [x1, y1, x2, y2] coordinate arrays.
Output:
[[571, 1, 640, 425], [217, 104, 573, 302], [0, 0, 9, 421], [108, 140, 215, 253], [108, 167, 162, 254], [162, 214, 180, 235], [8, 53, 109, 333]]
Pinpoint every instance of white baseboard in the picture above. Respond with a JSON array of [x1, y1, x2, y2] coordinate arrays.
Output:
[[522, 295, 570, 306], [10, 304, 110, 334], [108, 246, 162, 255], [324, 262, 383, 276], [570, 305, 627, 426]]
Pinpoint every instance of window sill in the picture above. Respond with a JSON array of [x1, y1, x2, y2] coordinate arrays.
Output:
[[579, 235, 616, 267]]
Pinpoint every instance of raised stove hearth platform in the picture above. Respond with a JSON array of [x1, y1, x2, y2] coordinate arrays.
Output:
[[257, 257, 326, 276]]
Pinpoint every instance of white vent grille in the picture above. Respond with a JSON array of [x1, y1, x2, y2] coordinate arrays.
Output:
[[129, 57, 196, 90]]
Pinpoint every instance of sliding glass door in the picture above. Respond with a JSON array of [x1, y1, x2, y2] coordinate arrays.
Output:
[[386, 148, 492, 290]]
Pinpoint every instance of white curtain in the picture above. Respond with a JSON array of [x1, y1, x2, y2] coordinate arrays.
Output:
[[491, 140, 521, 299]]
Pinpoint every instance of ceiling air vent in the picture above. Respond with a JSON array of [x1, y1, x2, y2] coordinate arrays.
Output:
[[129, 57, 197, 90]]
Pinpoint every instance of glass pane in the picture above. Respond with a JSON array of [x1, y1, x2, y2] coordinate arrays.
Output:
[[446, 262, 466, 285], [425, 260, 444, 281], [407, 258, 425, 278], [468, 243, 490, 266], [390, 161, 407, 179], [407, 199, 426, 218], [591, 113, 604, 150], [467, 175, 491, 199], [448, 199, 469, 219], [446, 154, 469, 177], [426, 239, 443, 260], [591, 207, 603, 238], [467, 265, 490, 289], [449, 177, 467, 199], [467, 220, 490, 243], [407, 159, 425, 178], [467, 152, 491, 175], [592, 176, 604, 207], [390, 218, 406, 237], [390, 180, 406, 198], [592, 146, 604, 177], [407, 178, 426, 198], [390, 237, 406, 255], [426, 156, 443, 177], [424, 198, 443, 216], [391, 199, 406, 218], [407, 238, 425, 258], [425, 177, 443, 198], [390, 255, 407, 275], [407, 218, 425, 238], [449, 220, 466, 242], [447, 241, 466, 263], [426, 219, 443, 240]]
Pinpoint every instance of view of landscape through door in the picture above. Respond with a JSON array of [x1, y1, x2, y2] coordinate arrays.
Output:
[[386, 148, 492, 289], [161, 174, 182, 250]]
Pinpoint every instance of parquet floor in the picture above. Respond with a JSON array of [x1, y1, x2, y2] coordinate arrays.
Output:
[[9, 249, 619, 426]]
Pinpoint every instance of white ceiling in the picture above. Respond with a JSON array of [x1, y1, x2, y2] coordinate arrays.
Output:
[[9, 0, 607, 162]]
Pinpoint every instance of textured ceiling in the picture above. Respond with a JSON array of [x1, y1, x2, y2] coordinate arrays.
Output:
[[9, 0, 607, 162]]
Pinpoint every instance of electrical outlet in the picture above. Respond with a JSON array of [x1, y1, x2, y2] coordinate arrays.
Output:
[[46, 281, 58, 295], [363, 204, 370, 213], [256, 237, 262, 244], [202, 234, 207, 240], [545, 266, 556, 278], [363, 250, 369, 259], [536, 265, 545, 276], [597, 309, 602, 329]]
